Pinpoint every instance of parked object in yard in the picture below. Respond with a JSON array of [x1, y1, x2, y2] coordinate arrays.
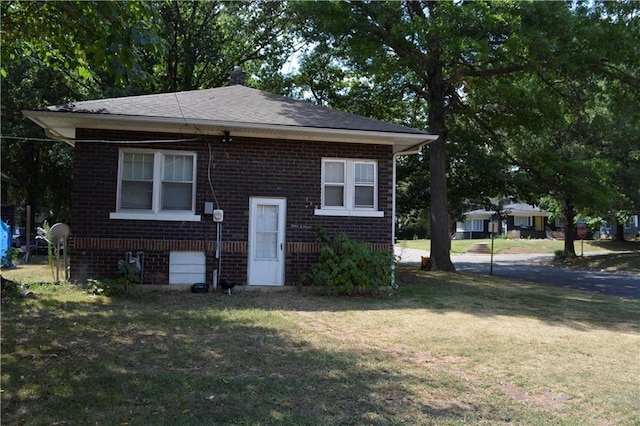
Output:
[[191, 282, 209, 293], [0, 220, 11, 266], [220, 278, 235, 295]]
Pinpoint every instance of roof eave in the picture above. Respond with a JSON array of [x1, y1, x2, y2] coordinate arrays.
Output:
[[22, 110, 437, 152]]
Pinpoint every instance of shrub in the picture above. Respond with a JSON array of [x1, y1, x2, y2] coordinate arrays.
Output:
[[1, 247, 19, 266], [310, 232, 394, 296], [86, 278, 128, 296], [554, 249, 566, 261], [117, 258, 140, 292]]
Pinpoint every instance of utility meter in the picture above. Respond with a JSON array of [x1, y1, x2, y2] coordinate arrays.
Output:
[[213, 209, 224, 222]]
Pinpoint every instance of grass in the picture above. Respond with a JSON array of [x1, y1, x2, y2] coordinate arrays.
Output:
[[397, 238, 640, 255], [395, 238, 640, 271], [1, 255, 57, 283], [556, 252, 640, 272], [2, 263, 639, 425]]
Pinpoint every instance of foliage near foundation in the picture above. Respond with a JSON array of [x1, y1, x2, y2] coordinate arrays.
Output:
[[311, 232, 394, 296]]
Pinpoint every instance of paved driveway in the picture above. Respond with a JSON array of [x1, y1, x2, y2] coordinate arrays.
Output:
[[395, 247, 640, 298]]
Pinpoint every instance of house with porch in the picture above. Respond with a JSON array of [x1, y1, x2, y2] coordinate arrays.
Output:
[[454, 202, 551, 240]]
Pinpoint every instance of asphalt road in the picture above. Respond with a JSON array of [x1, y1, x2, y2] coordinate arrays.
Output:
[[395, 248, 640, 298]]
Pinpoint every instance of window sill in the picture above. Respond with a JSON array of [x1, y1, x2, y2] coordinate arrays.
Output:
[[110, 211, 201, 222], [314, 209, 384, 218]]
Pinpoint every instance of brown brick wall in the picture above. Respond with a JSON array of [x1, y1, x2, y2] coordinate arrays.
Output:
[[70, 129, 393, 285]]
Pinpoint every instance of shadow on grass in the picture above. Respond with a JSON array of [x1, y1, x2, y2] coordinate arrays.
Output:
[[586, 240, 640, 252], [217, 266, 640, 332], [393, 266, 639, 332], [1, 293, 557, 425], [558, 252, 640, 272]]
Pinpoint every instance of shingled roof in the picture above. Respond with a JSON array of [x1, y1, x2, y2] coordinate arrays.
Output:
[[24, 85, 436, 153]]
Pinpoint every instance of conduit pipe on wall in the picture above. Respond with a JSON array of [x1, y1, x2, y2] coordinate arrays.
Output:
[[215, 221, 222, 290], [392, 145, 429, 285]]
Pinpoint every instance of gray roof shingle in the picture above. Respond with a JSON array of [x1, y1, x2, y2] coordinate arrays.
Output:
[[48, 85, 426, 135]]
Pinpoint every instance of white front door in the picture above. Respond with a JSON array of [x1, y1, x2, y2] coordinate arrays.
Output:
[[248, 197, 286, 286]]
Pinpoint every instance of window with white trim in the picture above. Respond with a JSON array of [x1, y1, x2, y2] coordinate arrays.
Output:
[[457, 219, 484, 232], [316, 158, 382, 217], [513, 216, 532, 227], [111, 149, 199, 221], [470, 219, 483, 232]]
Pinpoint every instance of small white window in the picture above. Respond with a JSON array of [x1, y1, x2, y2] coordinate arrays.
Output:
[[323, 161, 346, 207], [162, 154, 194, 210], [514, 216, 532, 227], [121, 152, 154, 209], [354, 162, 375, 208], [111, 149, 199, 221], [317, 158, 382, 217], [457, 219, 483, 232], [470, 219, 483, 232]]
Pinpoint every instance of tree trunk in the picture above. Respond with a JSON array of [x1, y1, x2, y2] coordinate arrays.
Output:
[[563, 198, 577, 257], [426, 137, 456, 271], [424, 50, 456, 272], [25, 141, 39, 235], [615, 218, 625, 241]]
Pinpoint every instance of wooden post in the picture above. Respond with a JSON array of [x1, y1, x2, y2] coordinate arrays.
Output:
[[490, 233, 495, 276], [25, 205, 31, 261], [488, 222, 499, 276]]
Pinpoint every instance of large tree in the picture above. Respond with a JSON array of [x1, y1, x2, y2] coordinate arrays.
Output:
[[151, 1, 295, 92], [292, 1, 548, 271], [1, 0, 163, 90], [466, 1, 640, 255], [292, 1, 639, 264]]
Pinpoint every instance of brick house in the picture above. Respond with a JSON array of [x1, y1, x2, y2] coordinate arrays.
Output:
[[24, 78, 435, 288]]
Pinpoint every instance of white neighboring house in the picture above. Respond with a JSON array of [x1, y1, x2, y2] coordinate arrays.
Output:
[[597, 215, 640, 239], [455, 202, 550, 240]]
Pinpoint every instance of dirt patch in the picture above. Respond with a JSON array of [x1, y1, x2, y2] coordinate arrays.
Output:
[[464, 243, 491, 254], [500, 246, 547, 254]]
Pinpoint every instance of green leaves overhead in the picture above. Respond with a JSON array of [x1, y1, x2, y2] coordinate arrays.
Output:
[[1, 1, 163, 86], [154, 1, 294, 91]]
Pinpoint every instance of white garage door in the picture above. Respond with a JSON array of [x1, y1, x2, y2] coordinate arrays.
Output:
[[169, 251, 206, 285]]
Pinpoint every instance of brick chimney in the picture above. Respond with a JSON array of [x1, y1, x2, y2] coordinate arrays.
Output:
[[229, 66, 245, 86]]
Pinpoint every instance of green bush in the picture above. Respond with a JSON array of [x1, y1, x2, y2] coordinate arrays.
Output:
[[1, 247, 19, 266], [117, 259, 140, 292], [554, 249, 566, 261], [310, 232, 394, 296], [85, 278, 126, 296]]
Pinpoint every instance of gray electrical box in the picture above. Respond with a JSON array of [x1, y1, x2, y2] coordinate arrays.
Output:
[[204, 202, 214, 215]]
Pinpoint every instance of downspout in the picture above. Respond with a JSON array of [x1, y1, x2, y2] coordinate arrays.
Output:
[[392, 145, 425, 287], [392, 154, 399, 287], [391, 137, 436, 286]]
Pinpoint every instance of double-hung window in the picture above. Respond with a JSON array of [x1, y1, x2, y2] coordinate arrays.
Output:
[[111, 149, 200, 221], [513, 216, 532, 227], [316, 158, 382, 217], [470, 219, 483, 232], [456, 219, 484, 232]]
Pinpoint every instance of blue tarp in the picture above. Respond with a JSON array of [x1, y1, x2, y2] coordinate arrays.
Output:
[[0, 220, 11, 266]]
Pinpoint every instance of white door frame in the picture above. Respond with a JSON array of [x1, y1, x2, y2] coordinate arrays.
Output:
[[247, 197, 286, 286]]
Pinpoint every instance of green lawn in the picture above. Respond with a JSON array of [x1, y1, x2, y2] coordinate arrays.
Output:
[[2, 265, 638, 425], [397, 238, 640, 255]]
